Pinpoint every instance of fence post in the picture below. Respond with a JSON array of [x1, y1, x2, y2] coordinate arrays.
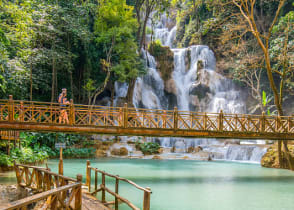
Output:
[[8, 95, 14, 122], [203, 112, 207, 130], [288, 116, 292, 133], [14, 161, 21, 185], [123, 103, 128, 128], [261, 112, 265, 132], [276, 115, 280, 133], [143, 187, 151, 210], [218, 110, 223, 131], [115, 176, 119, 210], [102, 173, 106, 203], [86, 160, 91, 191], [69, 99, 74, 125], [20, 101, 24, 122], [173, 106, 178, 130], [75, 174, 82, 210], [95, 170, 98, 194]]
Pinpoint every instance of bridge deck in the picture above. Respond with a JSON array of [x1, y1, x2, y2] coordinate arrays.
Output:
[[1, 96, 294, 140]]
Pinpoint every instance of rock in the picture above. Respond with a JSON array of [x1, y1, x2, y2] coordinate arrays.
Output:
[[187, 146, 194, 153], [194, 146, 203, 153], [152, 155, 162, 160], [95, 149, 107, 157], [110, 147, 129, 156], [148, 42, 174, 83], [158, 148, 164, 154], [119, 147, 128, 156], [165, 78, 178, 95], [189, 83, 210, 99], [261, 144, 294, 169], [182, 156, 190, 160]]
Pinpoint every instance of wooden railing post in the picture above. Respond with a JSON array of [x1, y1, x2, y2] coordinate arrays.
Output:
[[276, 115, 281, 133], [123, 103, 128, 128], [218, 110, 223, 131], [173, 106, 178, 130], [86, 160, 91, 191], [75, 174, 82, 210], [115, 176, 119, 210], [288, 116, 292, 133], [143, 187, 151, 210], [203, 112, 207, 130], [14, 162, 21, 185], [69, 99, 75, 125], [261, 112, 266, 132], [8, 95, 14, 122], [20, 101, 24, 122], [102, 173, 106, 203], [95, 170, 98, 194]]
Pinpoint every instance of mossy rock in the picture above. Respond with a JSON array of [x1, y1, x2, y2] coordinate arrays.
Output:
[[148, 42, 174, 82]]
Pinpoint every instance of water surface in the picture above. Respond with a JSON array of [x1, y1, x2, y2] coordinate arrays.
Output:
[[44, 158, 294, 210]]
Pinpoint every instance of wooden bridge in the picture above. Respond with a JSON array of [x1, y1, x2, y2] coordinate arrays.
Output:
[[1, 96, 294, 140]]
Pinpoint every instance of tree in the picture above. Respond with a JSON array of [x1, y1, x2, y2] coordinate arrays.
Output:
[[232, 0, 294, 169], [91, 0, 144, 105]]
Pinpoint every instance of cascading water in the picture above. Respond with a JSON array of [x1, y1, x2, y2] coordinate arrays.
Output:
[[112, 14, 267, 162]]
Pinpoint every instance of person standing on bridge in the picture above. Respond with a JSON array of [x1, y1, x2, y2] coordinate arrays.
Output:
[[58, 88, 70, 124]]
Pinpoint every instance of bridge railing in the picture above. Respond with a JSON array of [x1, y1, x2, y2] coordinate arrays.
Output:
[[1, 95, 294, 135], [86, 160, 151, 210], [1, 163, 83, 210]]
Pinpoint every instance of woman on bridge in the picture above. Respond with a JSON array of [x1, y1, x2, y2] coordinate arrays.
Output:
[[58, 88, 70, 124]]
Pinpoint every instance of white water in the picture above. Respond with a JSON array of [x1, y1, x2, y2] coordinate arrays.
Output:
[[112, 14, 266, 162]]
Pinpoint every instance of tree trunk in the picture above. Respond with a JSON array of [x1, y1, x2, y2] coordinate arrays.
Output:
[[126, 79, 136, 107], [30, 59, 33, 101], [51, 56, 56, 103]]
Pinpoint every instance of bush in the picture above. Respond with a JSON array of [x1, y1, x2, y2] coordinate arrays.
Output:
[[62, 148, 95, 158], [136, 142, 160, 155]]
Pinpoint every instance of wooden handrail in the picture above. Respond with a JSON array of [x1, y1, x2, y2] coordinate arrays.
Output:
[[89, 166, 151, 193], [1, 96, 294, 139], [86, 161, 151, 210], [6, 163, 83, 210], [1, 182, 81, 210], [15, 163, 77, 182]]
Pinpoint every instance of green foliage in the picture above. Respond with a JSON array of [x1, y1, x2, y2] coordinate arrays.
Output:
[[94, 0, 144, 82], [262, 91, 272, 115], [62, 148, 95, 158], [148, 40, 164, 57], [0, 152, 13, 166], [0, 146, 49, 167], [21, 132, 85, 149], [135, 141, 160, 155]]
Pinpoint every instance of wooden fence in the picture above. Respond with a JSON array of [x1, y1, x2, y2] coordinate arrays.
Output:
[[1, 95, 294, 139], [86, 160, 151, 210], [1, 163, 82, 210], [0, 130, 19, 141]]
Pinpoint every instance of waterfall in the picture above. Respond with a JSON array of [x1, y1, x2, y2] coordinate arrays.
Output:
[[110, 13, 266, 163]]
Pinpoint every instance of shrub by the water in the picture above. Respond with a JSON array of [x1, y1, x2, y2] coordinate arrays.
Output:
[[136, 142, 160, 155], [62, 148, 95, 158]]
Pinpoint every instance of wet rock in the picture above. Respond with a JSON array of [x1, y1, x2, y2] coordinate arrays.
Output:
[[165, 78, 177, 95], [110, 147, 128, 156], [189, 83, 210, 99], [187, 146, 194, 153], [152, 155, 162, 160], [149, 44, 174, 77], [194, 146, 203, 153]]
